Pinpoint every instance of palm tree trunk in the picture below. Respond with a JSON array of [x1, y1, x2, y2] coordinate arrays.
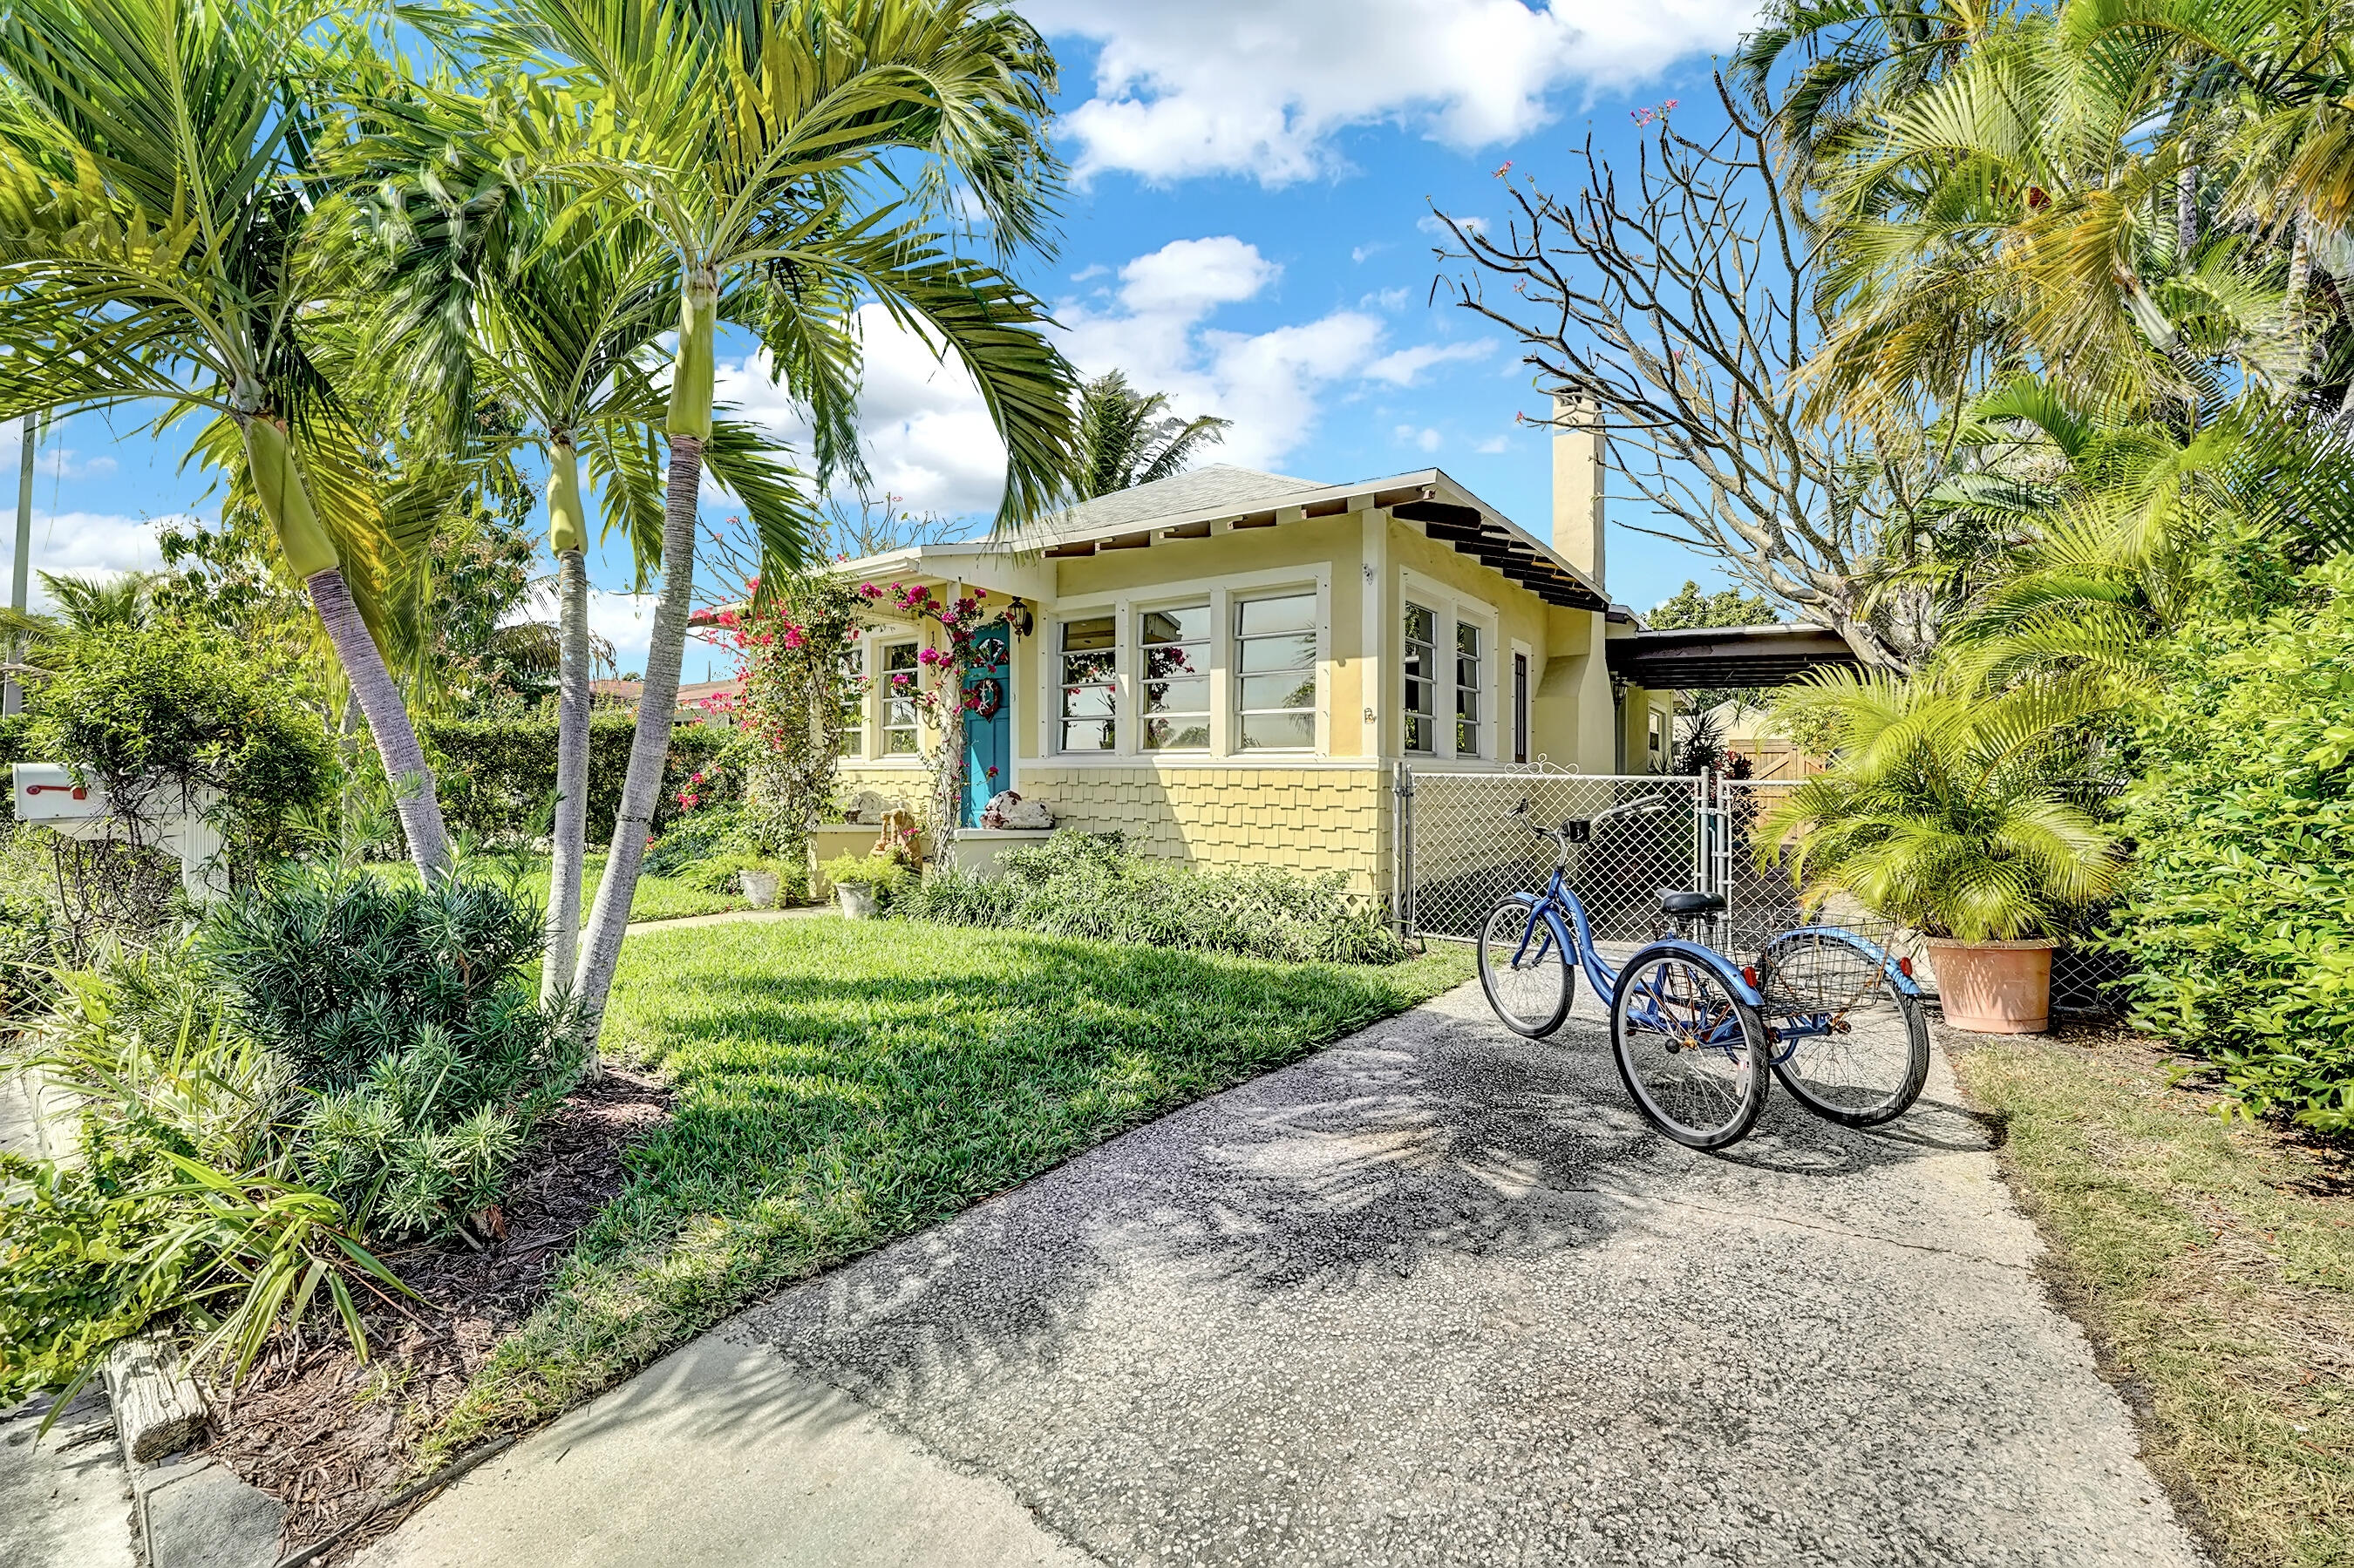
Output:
[[543, 546, 592, 1005], [2288, 212, 2313, 309], [307, 567, 452, 879], [571, 434, 702, 1029]]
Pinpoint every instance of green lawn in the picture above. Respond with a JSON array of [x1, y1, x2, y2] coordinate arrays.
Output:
[[1955, 1033, 2354, 1568], [381, 850, 763, 922], [425, 918, 1471, 1460]]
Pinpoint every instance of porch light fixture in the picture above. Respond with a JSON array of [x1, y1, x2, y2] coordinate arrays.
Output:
[[1004, 598, 1035, 638]]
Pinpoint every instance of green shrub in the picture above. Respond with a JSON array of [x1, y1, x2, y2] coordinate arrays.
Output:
[[30, 625, 330, 864], [423, 716, 734, 848], [643, 803, 745, 879], [2106, 559, 2354, 1130], [820, 852, 911, 897], [894, 832, 1411, 965], [0, 890, 57, 1022], [680, 852, 806, 900], [3, 947, 398, 1403], [197, 868, 588, 1235]]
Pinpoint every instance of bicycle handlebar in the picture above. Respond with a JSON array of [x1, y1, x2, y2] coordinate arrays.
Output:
[[1509, 791, 1675, 847]]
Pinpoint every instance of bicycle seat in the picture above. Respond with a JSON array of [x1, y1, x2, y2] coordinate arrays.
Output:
[[1659, 890, 1727, 917]]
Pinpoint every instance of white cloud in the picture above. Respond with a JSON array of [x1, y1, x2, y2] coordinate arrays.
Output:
[[2, 510, 186, 608], [1360, 286, 1412, 311], [1031, 0, 1757, 187], [1057, 236, 1391, 472], [1392, 424, 1444, 453], [1350, 242, 1391, 264], [1363, 339, 1493, 386], [1475, 433, 1512, 454], [1419, 213, 1487, 237], [714, 304, 1011, 519], [1070, 263, 1110, 283], [710, 234, 1500, 512]]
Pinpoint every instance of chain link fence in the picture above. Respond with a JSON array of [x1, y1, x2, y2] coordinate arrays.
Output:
[[1398, 768, 2124, 1020], [1395, 766, 1705, 945]]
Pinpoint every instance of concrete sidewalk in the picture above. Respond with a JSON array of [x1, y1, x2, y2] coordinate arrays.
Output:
[[361, 980, 2206, 1568]]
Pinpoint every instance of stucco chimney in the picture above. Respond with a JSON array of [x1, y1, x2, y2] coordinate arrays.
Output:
[[1550, 392, 1604, 590]]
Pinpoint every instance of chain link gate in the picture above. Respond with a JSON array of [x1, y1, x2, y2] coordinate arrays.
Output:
[[1393, 765, 1707, 947]]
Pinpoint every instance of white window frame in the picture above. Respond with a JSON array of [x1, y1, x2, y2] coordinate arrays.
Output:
[[1137, 599, 1213, 752], [1052, 609, 1122, 755], [1231, 586, 1322, 754], [1399, 568, 1498, 763], [878, 637, 922, 757], [1038, 563, 1331, 762], [836, 637, 869, 760]]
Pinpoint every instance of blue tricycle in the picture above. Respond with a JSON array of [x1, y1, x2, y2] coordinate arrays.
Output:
[[1476, 796, 1929, 1151]]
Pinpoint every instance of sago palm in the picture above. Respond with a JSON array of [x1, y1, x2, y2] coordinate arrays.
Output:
[[1758, 668, 2123, 941], [0, 0, 456, 876], [481, 0, 1079, 1027]]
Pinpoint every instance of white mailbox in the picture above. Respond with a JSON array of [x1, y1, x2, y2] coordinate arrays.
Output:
[[13, 763, 106, 823]]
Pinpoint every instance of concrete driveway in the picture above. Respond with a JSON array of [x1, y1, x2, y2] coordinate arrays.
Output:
[[364, 979, 2205, 1568]]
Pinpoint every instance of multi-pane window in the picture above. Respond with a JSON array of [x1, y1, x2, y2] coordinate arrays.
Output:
[[1235, 592, 1317, 750], [835, 643, 865, 757], [1455, 621, 1482, 757], [1140, 604, 1210, 750], [1649, 709, 1666, 770], [1403, 602, 1436, 754], [1058, 614, 1118, 750], [881, 641, 920, 755]]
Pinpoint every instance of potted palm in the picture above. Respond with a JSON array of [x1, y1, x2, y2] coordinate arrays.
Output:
[[1758, 672, 2121, 1034]]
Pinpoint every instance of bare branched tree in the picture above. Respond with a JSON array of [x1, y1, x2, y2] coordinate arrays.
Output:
[[1432, 75, 1940, 670]]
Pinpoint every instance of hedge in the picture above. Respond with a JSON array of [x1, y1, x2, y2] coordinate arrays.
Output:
[[2106, 558, 2354, 1132], [423, 716, 737, 846]]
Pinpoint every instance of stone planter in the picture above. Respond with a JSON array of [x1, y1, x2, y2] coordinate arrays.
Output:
[[836, 884, 880, 920], [1924, 938, 2057, 1034], [945, 827, 1056, 879], [739, 869, 780, 910]]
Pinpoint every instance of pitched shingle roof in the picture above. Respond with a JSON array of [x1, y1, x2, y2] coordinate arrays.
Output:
[[981, 464, 1327, 548]]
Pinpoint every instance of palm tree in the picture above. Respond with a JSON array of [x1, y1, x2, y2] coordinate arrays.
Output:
[[484, 0, 1079, 1029], [0, 0, 456, 877], [1759, 667, 2122, 942], [1072, 370, 1230, 499], [1803, 0, 2347, 424], [351, 178, 810, 1002]]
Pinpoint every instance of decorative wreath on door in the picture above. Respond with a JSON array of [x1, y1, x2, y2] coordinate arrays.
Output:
[[972, 676, 1004, 720]]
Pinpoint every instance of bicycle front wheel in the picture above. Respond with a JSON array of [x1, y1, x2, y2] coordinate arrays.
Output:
[[1477, 899, 1573, 1037], [1611, 944, 1769, 1151], [1757, 930, 1929, 1127]]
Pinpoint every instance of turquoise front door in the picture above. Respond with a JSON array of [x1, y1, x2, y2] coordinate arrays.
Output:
[[961, 624, 1010, 827]]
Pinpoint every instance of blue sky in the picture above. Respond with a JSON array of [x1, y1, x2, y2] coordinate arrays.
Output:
[[8, 0, 1759, 674]]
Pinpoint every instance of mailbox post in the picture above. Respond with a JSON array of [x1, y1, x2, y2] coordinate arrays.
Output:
[[12, 764, 227, 898]]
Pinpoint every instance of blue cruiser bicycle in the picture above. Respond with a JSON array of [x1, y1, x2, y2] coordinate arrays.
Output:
[[1475, 795, 1930, 1151]]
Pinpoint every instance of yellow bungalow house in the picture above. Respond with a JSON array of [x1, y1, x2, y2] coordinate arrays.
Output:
[[830, 411, 1677, 899]]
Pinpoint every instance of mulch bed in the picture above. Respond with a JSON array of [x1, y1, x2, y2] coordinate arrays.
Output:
[[198, 1064, 673, 1555]]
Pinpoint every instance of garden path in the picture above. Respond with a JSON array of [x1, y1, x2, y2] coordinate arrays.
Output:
[[357, 979, 2207, 1567]]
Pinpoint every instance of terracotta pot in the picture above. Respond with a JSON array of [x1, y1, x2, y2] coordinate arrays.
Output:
[[739, 869, 780, 910], [1923, 938, 2056, 1034], [836, 884, 879, 920]]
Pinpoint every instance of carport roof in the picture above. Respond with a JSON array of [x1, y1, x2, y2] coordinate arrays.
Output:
[[1604, 623, 1861, 689]]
